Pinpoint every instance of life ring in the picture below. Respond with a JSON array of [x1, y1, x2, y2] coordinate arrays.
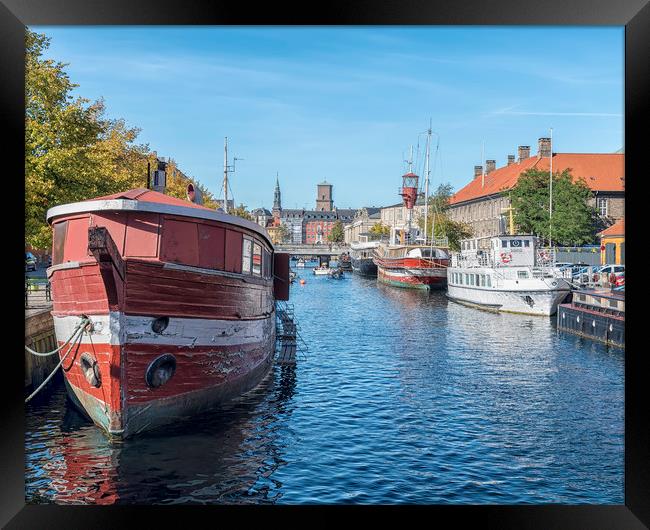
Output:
[[538, 250, 550, 261], [500, 252, 512, 263]]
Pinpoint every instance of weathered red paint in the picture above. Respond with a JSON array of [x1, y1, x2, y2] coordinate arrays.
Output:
[[273, 252, 290, 301], [125, 213, 160, 257], [49, 192, 282, 438]]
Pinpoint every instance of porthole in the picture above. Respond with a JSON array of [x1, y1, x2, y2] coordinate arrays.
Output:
[[151, 316, 170, 334], [145, 354, 177, 388], [80, 352, 101, 388]]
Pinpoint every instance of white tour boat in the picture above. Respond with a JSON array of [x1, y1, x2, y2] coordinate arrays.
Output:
[[447, 234, 571, 316]]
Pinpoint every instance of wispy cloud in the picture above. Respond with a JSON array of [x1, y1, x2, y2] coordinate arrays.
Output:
[[493, 110, 622, 117]]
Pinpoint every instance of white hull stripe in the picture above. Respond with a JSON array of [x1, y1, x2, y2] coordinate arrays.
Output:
[[380, 268, 447, 278], [447, 285, 569, 315], [53, 312, 273, 347]]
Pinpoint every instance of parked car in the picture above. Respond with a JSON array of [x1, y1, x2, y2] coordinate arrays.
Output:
[[593, 264, 625, 283], [614, 271, 625, 287], [25, 252, 36, 272]]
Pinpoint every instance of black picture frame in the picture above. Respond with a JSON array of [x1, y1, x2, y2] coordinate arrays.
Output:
[[3, 1, 648, 527]]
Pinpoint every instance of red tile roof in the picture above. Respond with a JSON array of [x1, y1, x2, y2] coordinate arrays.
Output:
[[90, 188, 214, 211], [598, 218, 625, 238], [450, 153, 624, 205]]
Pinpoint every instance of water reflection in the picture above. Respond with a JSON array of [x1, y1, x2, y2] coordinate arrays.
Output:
[[27, 364, 298, 504]]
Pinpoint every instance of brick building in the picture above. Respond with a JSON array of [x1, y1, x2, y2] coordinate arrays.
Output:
[[255, 179, 356, 244], [448, 138, 624, 239]]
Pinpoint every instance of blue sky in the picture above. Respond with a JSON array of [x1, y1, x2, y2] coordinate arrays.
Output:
[[33, 26, 624, 210]]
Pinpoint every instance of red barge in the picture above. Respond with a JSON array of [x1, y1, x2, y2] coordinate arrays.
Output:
[[46, 188, 289, 438]]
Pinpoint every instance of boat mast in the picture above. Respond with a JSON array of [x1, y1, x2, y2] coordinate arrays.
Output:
[[223, 137, 229, 214], [424, 123, 431, 245], [481, 141, 485, 189], [549, 127, 553, 247]]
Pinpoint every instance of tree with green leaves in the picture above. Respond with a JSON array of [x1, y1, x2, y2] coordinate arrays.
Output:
[[25, 29, 154, 250], [508, 169, 597, 245], [277, 223, 291, 243], [163, 158, 218, 209], [368, 221, 391, 239], [327, 220, 345, 243], [230, 204, 253, 221], [417, 183, 473, 251]]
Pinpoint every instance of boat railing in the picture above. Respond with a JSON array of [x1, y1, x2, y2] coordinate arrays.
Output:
[[535, 247, 556, 267]]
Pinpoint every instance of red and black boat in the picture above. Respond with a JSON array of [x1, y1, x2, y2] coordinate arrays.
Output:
[[373, 171, 449, 289], [46, 188, 289, 438]]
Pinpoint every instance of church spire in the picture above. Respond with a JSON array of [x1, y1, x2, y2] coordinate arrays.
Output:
[[273, 172, 282, 212]]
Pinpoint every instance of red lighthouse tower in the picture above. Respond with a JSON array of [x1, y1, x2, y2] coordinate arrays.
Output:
[[400, 172, 419, 210]]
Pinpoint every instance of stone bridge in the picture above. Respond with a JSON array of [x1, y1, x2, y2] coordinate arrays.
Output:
[[274, 244, 350, 257]]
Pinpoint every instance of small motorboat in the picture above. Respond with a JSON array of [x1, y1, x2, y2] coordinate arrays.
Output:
[[328, 268, 344, 279], [296, 258, 306, 268], [313, 266, 330, 276], [289, 271, 297, 283]]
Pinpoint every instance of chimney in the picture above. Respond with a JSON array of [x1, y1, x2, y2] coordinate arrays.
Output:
[[474, 165, 483, 179], [518, 145, 530, 162], [538, 137, 552, 157], [507, 154, 515, 165], [486, 160, 496, 174]]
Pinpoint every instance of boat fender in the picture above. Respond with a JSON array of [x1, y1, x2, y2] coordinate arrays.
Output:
[[80, 352, 102, 388], [609, 273, 616, 284], [146, 354, 177, 388]]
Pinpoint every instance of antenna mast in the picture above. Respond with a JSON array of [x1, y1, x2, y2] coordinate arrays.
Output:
[[424, 121, 431, 244], [223, 137, 229, 213]]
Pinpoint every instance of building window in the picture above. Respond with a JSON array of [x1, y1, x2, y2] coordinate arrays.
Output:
[[597, 198, 608, 216]]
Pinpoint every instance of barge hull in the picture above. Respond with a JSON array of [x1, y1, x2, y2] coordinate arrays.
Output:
[[557, 303, 624, 348]]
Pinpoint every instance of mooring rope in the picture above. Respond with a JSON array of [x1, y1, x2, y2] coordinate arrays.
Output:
[[25, 317, 88, 357], [24, 317, 90, 404]]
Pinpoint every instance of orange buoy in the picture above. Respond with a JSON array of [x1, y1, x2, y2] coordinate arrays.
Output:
[[300, 279, 306, 285]]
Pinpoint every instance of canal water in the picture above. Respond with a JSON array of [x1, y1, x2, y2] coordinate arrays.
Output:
[[25, 266, 624, 504]]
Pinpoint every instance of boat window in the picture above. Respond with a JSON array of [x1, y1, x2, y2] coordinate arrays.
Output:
[[609, 299, 618, 308], [242, 237, 252, 274], [486, 275, 491, 287], [480, 275, 485, 287], [252, 242, 262, 276], [464, 274, 469, 285], [524, 240, 530, 247], [502, 240, 508, 248], [510, 240, 522, 248], [517, 270, 529, 279]]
